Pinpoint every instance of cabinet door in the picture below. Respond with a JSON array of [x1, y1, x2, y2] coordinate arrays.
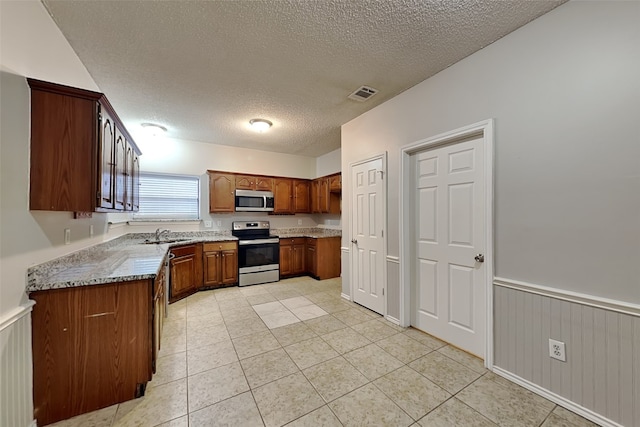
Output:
[[306, 241, 317, 277], [203, 251, 221, 286], [293, 180, 310, 213], [274, 178, 294, 214], [318, 178, 330, 213], [132, 154, 140, 211], [208, 172, 235, 213], [279, 243, 292, 276], [255, 176, 274, 191], [220, 250, 238, 285], [99, 109, 116, 209], [125, 143, 134, 211], [329, 173, 342, 191], [310, 180, 320, 213], [114, 128, 127, 210], [235, 175, 254, 190], [170, 254, 196, 301], [292, 244, 306, 274]]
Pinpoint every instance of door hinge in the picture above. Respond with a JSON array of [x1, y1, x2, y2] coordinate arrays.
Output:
[[382, 288, 385, 296], [381, 229, 383, 237]]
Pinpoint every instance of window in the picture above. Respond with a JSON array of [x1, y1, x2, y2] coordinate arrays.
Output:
[[134, 173, 200, 219]]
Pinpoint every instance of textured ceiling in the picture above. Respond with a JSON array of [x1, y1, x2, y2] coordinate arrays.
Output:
[[42, 0, 565, 157]]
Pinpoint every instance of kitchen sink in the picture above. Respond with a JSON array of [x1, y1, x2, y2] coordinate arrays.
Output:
[[142, 238, 190, 245]]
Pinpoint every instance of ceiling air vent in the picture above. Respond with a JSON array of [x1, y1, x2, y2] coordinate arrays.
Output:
[[348, 85, 378, 102]]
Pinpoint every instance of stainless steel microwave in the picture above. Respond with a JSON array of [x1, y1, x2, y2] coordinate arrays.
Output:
[[235, 189, 275, 212]]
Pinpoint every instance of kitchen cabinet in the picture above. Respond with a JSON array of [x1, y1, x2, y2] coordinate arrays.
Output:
[[280, 237, 306, 277], [329, 173, 342, 191], [153, 260, 167, 372], [235, 174, 274, 191], [203, 241, 238, 288], [311, 174, 341, 214], [274, 178, 294, 214], [126, 142, 140, 211], [31, 279, 154, 426], [208, 172, 236, 213], [293, 180, 311, 213], [306, 236, 341, 280], [169, 244, 203, 302], [28, 78, 141, 212]]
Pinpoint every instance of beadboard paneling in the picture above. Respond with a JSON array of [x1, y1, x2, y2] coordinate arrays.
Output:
[[0, 304, 35, 427], [494, 285, 639, 426]]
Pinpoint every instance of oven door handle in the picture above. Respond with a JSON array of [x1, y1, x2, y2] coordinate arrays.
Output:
[[238, 238, 280, 245]]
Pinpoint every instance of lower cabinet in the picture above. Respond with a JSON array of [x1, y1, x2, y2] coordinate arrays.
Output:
[[169, 244, 202, 303], [281, 236, 340, 280], [30, 279, 157, 427], [203, 241, 238, 288], [307, 237, 341, 280], [280, 238, 306, 277]]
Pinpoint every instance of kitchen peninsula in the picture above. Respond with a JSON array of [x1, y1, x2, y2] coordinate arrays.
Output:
[[26, 228, 340, 426]]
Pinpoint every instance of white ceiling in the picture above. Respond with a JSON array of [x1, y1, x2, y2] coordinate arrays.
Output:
[[42, 0, 565, 157]]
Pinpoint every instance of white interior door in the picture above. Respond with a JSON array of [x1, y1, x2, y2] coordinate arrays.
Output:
[[351, 156, 385, 315], [411, 137, 486, 357]]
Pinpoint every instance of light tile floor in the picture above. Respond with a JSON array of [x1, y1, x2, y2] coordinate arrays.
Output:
[[50, 277, 598, 427]]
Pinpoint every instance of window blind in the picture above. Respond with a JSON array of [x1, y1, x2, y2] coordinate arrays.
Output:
[[134, 173, 200, 219]]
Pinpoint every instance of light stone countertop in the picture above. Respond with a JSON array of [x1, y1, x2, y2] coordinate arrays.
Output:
[[26, 228, 341, 293], [26, 232, 236, 293]]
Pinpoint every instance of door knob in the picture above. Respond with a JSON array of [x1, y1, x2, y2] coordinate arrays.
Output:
[[474, 254, 484, 263], [351, 239, 358, 244]]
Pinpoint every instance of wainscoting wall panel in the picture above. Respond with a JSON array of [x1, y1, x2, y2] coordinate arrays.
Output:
[[0, 302, 36, 427], [494, 283, 639, 427]]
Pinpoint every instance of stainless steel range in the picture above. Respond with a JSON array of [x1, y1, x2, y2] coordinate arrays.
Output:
[[232, 221, 280, 286]]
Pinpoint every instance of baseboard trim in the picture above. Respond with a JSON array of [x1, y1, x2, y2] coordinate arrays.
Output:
[[384, 314, 400, 325], [492, 366, 623, 427], [494, 277, 640, 317], [340, 293, 351, 301]]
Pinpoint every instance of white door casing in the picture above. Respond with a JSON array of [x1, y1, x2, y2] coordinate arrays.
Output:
[[400, 120, 494, 366], [350, 154, 386, 315]]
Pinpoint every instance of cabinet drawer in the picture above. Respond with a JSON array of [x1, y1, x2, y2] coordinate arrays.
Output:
[[203, 241, 237, 252], [306, 237, 317, 247], [280, 237, 305, 246], [170, 244, 197, 258]]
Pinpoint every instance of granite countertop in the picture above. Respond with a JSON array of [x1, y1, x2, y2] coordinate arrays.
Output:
[[271, 228, 342, 239], [26, 228, 341, 293], [26, 232, 237, 293]]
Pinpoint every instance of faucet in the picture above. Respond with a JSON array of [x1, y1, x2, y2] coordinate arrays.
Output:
[[155, 228, 171, 242]]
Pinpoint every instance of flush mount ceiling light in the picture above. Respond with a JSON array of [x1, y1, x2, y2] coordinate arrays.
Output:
[[249, 118, 273, 133], [141, 122, 167, 137]]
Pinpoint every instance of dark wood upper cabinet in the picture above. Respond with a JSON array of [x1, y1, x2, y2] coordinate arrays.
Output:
[[208, 172, 235, 213], [235, 174, 274, 191], [99, 110, 115, 209], [274, 178, 294, 214], [28, 78, 141, 212], [293, 180, 310, 213]]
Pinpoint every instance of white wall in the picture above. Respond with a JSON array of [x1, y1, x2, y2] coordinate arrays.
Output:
[[316, 148, 341, 177], [0, 1, 116, 318], [341, 1, 640, 307]]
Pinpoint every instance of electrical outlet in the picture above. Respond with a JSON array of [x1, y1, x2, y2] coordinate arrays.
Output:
[[549, 339, 566, 362], [216, 220, 222, 227], [64, 228, 71, 245], [90, 225, 94, 237], [204, 220, 212, 228], [298, 219, 303, 225]]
